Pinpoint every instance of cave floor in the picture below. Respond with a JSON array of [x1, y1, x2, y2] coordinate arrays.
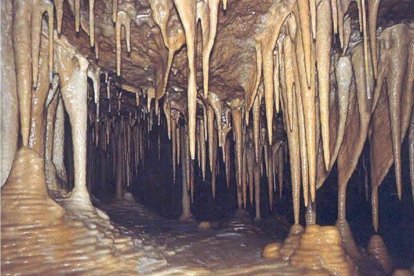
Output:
[[95, 198, 303, 275]]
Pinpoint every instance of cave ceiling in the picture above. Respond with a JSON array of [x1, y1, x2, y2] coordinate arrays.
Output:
[[60, 0, 414, 107]]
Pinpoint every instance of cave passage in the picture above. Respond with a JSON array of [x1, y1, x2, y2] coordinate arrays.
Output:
[[1, 0, 414, 275]]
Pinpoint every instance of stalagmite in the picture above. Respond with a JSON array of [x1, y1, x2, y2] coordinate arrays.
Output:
[[116, 11, 131, 76], [316, 0, 332, 170], [368, 235, 393, 274], [289, 225, 356, 275], [332, 56, 352, 166]]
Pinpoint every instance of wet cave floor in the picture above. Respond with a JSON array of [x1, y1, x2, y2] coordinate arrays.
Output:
[[94, 198, 303, 274]]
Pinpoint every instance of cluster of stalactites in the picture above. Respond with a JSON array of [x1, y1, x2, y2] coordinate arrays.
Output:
[[157, 0, 414, 232], [15, 0, 414, 233], [161, 91, 288, 219], [87, 77, 167, 199]]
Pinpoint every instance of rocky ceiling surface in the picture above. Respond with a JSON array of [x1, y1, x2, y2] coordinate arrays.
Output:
[[61, 0, 413, 99]]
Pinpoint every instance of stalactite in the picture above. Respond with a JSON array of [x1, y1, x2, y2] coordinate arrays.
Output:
[[267, 145, 274, 210], [225, 139, 231, 188], [282, 35, 295, 131], [253, 93, 261, 162], [45, 79, 60, 191], [294, 22, 317, 202], [316, 0, 332, 170], [296, 0, 312, 87], [75, 0, 80, 32], [242, 143, 248, 208], [207, 107, 217, 197], [89, 0, 95, 47], [200, 120, 206, 180], [88, 67, 101, 123], [332, 56, 352, 167], [116, 11, 131, 76], [368, 0, 381, 78], [176, 123, 181, 166], [31, 0, 54, 88], [409, 112, 414, 201], [55, 0, 64, 34], [112, 0, 118, 23], [274, 48, 281, 114], [13, 1, 33, 146], [280, 65, 301, 224], [198, 0, 220, 99], [337, 44, 371, 223], [53, 97, 67, 185], [231, 100, 243, 190], [278, 145, 284, 198], [384, 38, 406, 200], [254, 149, 261, 221], [29, 36, 53, 156], [171, 112, 177, 183], [173, 0, 197, 159], [294, 84, 309, 207], [361, 0, 372, 99]]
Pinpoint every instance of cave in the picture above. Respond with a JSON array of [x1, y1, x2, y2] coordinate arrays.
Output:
[[1, 0, 414, 274]]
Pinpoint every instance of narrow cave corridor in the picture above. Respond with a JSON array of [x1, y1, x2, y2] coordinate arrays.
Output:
[[1, 0, 414, 275]]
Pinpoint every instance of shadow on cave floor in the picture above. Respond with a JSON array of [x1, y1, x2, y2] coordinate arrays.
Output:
[[93, 198, 297, 271]]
